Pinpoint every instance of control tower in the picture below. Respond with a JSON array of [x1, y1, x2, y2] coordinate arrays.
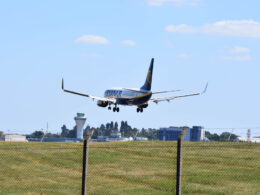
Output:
[[74, 113, 86, 139]]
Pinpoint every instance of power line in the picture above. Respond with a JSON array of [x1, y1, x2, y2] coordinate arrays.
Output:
[[205, 127, 260, 129]]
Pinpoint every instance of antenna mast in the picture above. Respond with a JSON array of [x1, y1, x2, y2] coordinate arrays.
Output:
[[247, 129, 251, 142]]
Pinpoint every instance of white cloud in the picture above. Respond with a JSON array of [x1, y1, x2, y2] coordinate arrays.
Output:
[[121, 40, 136, 46], [148, 0, 200, 7], [230, 46, 250, 54], [165, 20, 260, 38], [220, 55, 251, 62], [220, 46, 252, 62], [177, 53, 192, 59], [165, 24, 196, 33], [75, 35, 109, 44]]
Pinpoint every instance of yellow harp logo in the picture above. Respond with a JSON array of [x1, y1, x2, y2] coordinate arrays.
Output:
[[147, 70, 152, 85]]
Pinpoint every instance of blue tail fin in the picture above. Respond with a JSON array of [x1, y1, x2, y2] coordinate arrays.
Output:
[[141, 58, 154, 91]]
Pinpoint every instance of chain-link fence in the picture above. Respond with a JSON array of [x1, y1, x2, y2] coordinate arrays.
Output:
[[0, 142, 82, 194], [0, 141, 259, 194], [182, 142, 260, 195], [87, 141, 176, 195]]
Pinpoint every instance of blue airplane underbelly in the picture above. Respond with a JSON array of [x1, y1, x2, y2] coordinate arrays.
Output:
[[116, 94, 152, 106]]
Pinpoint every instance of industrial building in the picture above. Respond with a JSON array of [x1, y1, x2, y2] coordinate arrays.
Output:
[[236, 137, 260, 143], [27, 138, 82, 142], [1, 134, 28, 142], [95, 132, 134, 142], [158, 126, 205, 141]]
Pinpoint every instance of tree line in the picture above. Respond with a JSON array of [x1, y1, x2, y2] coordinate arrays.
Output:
[[26, 122, 239, 141], [26, 121, 158, 140], [205, 131, 238, 141]]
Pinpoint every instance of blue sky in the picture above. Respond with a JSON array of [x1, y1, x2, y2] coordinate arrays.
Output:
[[0, 0, 260, 137]]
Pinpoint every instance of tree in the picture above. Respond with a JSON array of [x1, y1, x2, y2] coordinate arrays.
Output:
[[205, 131, 219, 141], [100, 124, 105, 131], [205, 131, 238, 142], [68, 126, 77, 138], [219, 132, 238, 141], [29, 131, 44, 138], [106, 123, 110, 130], [115, 122, 118, 132], [110, 121, 114, 130], [84, 125, 91, 136], [61, 125, 69, 137]]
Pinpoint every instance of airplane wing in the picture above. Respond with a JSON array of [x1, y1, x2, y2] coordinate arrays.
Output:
[[152, 90, 182, 94], [150, 83, 208, 104], [62, 79, 116, 104], [122, 88, 181, 94]]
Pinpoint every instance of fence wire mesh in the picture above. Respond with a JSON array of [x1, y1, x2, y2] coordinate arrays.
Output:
[[0, 141, 259, 195], [87, 141, 176, 195], [182, 142, 260, 195], [0, 142, 82, 194]]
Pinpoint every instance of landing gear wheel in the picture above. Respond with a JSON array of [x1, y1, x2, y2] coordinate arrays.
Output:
[[140, 108, 143, 113], [113, 107, 116, 112], [117, 107, 120, 112], [108, 106, 111, 110], [137, 108, 140, 113]]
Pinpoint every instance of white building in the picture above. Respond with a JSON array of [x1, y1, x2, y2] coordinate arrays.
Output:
[[1, 134, 28, 142], [236, 137, 260, 143], [74, 113, 86, 140], [96, 132, 134, 142]]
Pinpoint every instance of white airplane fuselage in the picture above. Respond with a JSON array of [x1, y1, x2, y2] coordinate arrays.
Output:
[[103, 88, 152, 106]]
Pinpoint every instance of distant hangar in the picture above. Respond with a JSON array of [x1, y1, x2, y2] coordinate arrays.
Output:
[[1, 134, 28, 142], [158, 126, 205, 141]]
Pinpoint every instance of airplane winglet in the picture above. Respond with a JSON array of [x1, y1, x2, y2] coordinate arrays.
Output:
[[201, 82, 208, 94], [62, 79, 64, 90]]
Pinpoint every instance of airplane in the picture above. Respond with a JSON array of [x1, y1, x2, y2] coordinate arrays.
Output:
[[62, 58, 208, 113]]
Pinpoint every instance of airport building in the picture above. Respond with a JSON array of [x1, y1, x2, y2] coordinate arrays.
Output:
[[95, 132, 134, 142], [158, 126, 205, 141], [1, 134, 28, 142], [236, 137, 260, 143], [74, 113, 86, 140]]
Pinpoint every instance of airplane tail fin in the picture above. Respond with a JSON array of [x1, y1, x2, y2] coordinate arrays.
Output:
[[141, 58, 154, 91]]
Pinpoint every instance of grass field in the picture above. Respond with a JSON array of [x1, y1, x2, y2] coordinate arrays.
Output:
[[0, 141, 259, 195]]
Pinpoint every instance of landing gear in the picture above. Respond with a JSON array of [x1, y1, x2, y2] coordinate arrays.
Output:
[[112, 106, 120, 112], [108, 106, 111, 110], [137, 107, 143, 113]]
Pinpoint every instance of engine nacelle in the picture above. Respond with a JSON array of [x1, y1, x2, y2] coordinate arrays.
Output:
[[97, 100, 108, 107], [140, 103, 148, 108]]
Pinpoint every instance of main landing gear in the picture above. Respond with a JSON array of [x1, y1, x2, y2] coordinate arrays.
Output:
[[113, 107, 120, 112], [108, 105, 119, 112], [137, 107, 143, 113]]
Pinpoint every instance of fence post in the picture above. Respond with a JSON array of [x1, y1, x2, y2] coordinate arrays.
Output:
[[176, 127, 188, 195], [81, 130, 93, 195]]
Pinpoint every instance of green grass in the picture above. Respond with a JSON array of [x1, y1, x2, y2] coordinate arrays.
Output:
[[0, 141, 259, 194]]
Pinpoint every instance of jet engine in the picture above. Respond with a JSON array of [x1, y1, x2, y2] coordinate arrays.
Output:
[[97, 100, 108, 107], [140, 103, 148, 108]]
